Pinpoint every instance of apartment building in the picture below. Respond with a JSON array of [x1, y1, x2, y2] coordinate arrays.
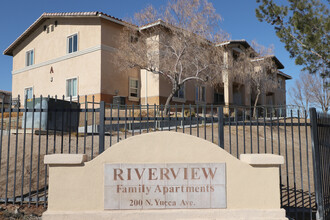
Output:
[[4, 12, 291, 107]]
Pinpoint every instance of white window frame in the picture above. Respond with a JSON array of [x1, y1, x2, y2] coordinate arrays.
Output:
[[195, 85, 206, 104], [173, 84, 185, 102], [25, 49, 34, 67], [67, 33, 79, 54], [65, 77, 78, 100], [128, 77, 140, 101], [24, 86, 33, 102]]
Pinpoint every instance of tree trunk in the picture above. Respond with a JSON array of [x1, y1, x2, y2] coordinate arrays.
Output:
[[253, 88, 261, 119], [322, 106, 328, 114], [164, 90, 176, 116]]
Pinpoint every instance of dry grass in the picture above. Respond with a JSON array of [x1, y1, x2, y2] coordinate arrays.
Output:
[[0, 113, 23, 119]]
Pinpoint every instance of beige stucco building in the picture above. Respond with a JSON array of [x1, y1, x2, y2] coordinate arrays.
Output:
[[4, 12, 291, 108]]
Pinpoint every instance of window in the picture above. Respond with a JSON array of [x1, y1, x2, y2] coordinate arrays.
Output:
[[129, 78, 139, 99], [232, 50, 239, 61], [173, 85, 185, 99], [67, 34, 78, 53], [24, 87, 33, 101], [195, 86, 206, 103], [278, 78, 283, 89], [26, 49, 34, 66], [66, 78, 77, 97]]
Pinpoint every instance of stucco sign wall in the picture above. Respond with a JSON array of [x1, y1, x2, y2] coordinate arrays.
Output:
[[104, 163, 226, 209], [43, 132, 287, 220]]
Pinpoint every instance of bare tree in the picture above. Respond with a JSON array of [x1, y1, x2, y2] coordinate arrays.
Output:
[[290, 72, 330, 114], [116, 0, 228, 114], [289, 72, 311, 116], [229, 40, 277, 118]]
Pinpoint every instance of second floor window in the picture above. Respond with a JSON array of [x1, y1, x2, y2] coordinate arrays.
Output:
[[278, 78, 283, 89], [66, 78, 77, 97], [26, 49, 34, 66], [67, 34, 78, 54]]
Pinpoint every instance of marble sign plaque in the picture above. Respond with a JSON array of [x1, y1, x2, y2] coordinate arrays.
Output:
[[104, 163, 226, 210]]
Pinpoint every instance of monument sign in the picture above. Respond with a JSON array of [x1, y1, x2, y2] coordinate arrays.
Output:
[[43, 131, 287, 220]]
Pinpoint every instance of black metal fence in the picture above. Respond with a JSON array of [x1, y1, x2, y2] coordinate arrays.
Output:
[[0, 94, 326, 220], [0, 95, 100, 208], [98, 102, 315, 219], [310, 108, 330, 220]]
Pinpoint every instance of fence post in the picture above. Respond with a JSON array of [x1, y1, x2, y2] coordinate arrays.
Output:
[[99, 101, 105, 154], [309, 107, 324, 220], [218, 106, 224, 149]]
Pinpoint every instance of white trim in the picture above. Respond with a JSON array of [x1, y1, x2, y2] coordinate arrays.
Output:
[[25, 48, 35, 67], [101, 44, 116, 52], [12, 45, 115, 75], [65, 76, 78, 99], [139, 20, 162, 30], [128, 77, 140, 101], [24, 86, 34, 101]]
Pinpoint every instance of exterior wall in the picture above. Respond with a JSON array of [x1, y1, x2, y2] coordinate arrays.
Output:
[[12, 50, 101, 100], [101, 49, 140, 104], [157, 74, 214, 106], [12, 17, 101, 72], [140, 35, 161, 105], [274, 75, 287, 106], [101, 19, 123, 49], [141, 70, 160, 105], [100, 18, 140, 105], [11, 17, 102, 100]]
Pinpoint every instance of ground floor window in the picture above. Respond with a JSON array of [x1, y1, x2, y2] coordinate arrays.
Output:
[[24, 87, 33, 101], [214, 93, 224, 105], [195, 86, 206, 103], [129, 78, 139, 99], [173, 85, 185, 99], [66, 78, 77, 98]]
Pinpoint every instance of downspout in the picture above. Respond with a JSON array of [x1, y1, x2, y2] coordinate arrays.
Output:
[[145, 71, 148, 105]]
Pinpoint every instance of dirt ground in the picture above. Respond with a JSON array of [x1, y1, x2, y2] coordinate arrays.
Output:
[[0, 204, 44, 219], [0, 118, 314, 215]]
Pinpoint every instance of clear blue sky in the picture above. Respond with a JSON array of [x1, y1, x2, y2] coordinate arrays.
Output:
[[0, 0, 301, 104]]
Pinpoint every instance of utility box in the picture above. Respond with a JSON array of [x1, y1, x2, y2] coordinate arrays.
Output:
[[113, 96, 126, 106], [23, 98, 80, 132]]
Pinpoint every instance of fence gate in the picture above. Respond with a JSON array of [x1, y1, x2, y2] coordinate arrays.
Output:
[[310, 108, 330, 220]]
